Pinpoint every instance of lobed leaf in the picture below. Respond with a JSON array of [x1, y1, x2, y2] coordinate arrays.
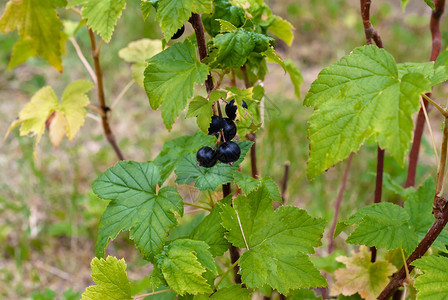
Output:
[[412, 255, 448, 299]]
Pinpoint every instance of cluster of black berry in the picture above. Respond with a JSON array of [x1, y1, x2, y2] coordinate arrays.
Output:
[[196, 100, 247, 168]]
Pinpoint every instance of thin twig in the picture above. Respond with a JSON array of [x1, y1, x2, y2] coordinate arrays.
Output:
[[184, 202, 212, 211], [111, 80, 135, 110], [419, 97, 439, 167], [421, 93, 448, 118], [328, 153, 354, 254], [88, 28, 125, 161], [69, 38, 97, 85], [86, 113, 101, 122]]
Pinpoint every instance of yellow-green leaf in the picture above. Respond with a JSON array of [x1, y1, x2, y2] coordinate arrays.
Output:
[[0, 0, 64, 71]]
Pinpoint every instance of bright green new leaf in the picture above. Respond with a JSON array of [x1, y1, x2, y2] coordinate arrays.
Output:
[[190, 199, 231, 256], [119, 39, 163, 87], [154, 132, 216, 184], [304, 45, 431, 179], [285, 59, 304, 100], [186, 96, 214, 134], [345, 202, 419, 253], [175, 141, 253, 191], [221, 183, 327, 293], [156, 0, 212, 40], [92, 161, 184, 261], [144, 40, 209, 130], [69, 0, 126, 42], [6, 80, 93, 159], [217, 19, 238, 33], [233, 173, 281, 201], [268, 16, 294, 46], [0, 0, 64, 70], [156, 239, 215, 295], [210, 285, 252, 299], [262, 47, 286, 72], [82, 256, 132, 300], [412, 255, 448, 299], [331, 246, 396, 300], [424, 0, 436, 9], [202, 0, 245, 37]]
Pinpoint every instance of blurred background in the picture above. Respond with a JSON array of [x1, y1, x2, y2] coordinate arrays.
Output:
[[0, 0, 446, 298]]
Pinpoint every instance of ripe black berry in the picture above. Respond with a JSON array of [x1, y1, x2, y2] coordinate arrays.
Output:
[[171, 25, 185, 40], [208, 115, 224, 137], [222, 118, 236, 141], [217, 141, 241, 164], [196, 146, 218, 168], [225, 99, 248, 120]]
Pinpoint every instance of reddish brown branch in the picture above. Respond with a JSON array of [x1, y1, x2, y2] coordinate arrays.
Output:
[[405, 0, 445, 188], [281, 161, 290, 204], [378, 200, 448, 299], [88, 29, 125, 161]]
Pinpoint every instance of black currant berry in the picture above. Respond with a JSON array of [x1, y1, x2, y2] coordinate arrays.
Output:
[[222, 118, 236, 141], [171, 25, 185, 40], [196, 146, 218, 168], [225, 99, 248, 120], [208, 115, 224, 137], [217, 141, 241, 164]]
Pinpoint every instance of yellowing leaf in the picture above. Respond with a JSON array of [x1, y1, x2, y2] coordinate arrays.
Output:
[[7, 80, 93, 158], [331, 246, 397, 300], [119, 39, 163, 87], [82, 256, 132, 300], [0, 0, 64, 71]]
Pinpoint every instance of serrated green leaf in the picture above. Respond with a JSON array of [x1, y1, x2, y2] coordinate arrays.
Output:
[[144, 40, 209, 130], [412, 255, 448, 299], [331, 246, 396, 300], [190, 198, 231, 256], [186, 96, 214, 133], [156, 239, 214, 295], [148, 263, 167, 291], [119, 39, 162, 87], [304, 45, 431, 179], [262, 47, 286, 71], [202, 0, 245, 37], [69, 0, 126, 42], [345, 202, 419, 253], [285, 59, 303, 100], [175, 141, 253, 191], [82, 256, 132, 300], [92, 161, 184, 261], [217, 19, 238, 33], [233, 173, 281, 201], [268, 16, 294, 46], [221, 183, 327, 293], [8, 38, 37, 69], [0, 0, 64, 70], [210, 285, 252, 299]]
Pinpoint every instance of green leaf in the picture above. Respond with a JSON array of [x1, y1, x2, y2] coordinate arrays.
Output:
[[119, 39, 162, 87], [401, 0, 410, 11], [156, 239, 215, 295], [285, 59, 304, 100], [154, 132, 216, 184], [220, 183, 327, 293], [331, 246, 397, 299], [156, 0, 211, 40], [268, 16, 294, 46], [81, 256, 132, 300], [304, 45, 431, 179], [233, 173, 281, 201], [262, 47, 286, 72], [92, 161, 184, 261], [175, 141, 253, 191], [202, 0, 245, 37], [190, 198, 231, 256], [412, 255, 448, 299], [69, 0, 126, 42], [345, 202, 419, 253], [144, 40, 209, 130], [186, 96, 214, 134], [217, 19, 238, 33], [210, 285, 252, 299], [8, 38, 37, 69], [424, 0, 435, 9], [209, 29, 273, 69], [0, 0, 64, 70]]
